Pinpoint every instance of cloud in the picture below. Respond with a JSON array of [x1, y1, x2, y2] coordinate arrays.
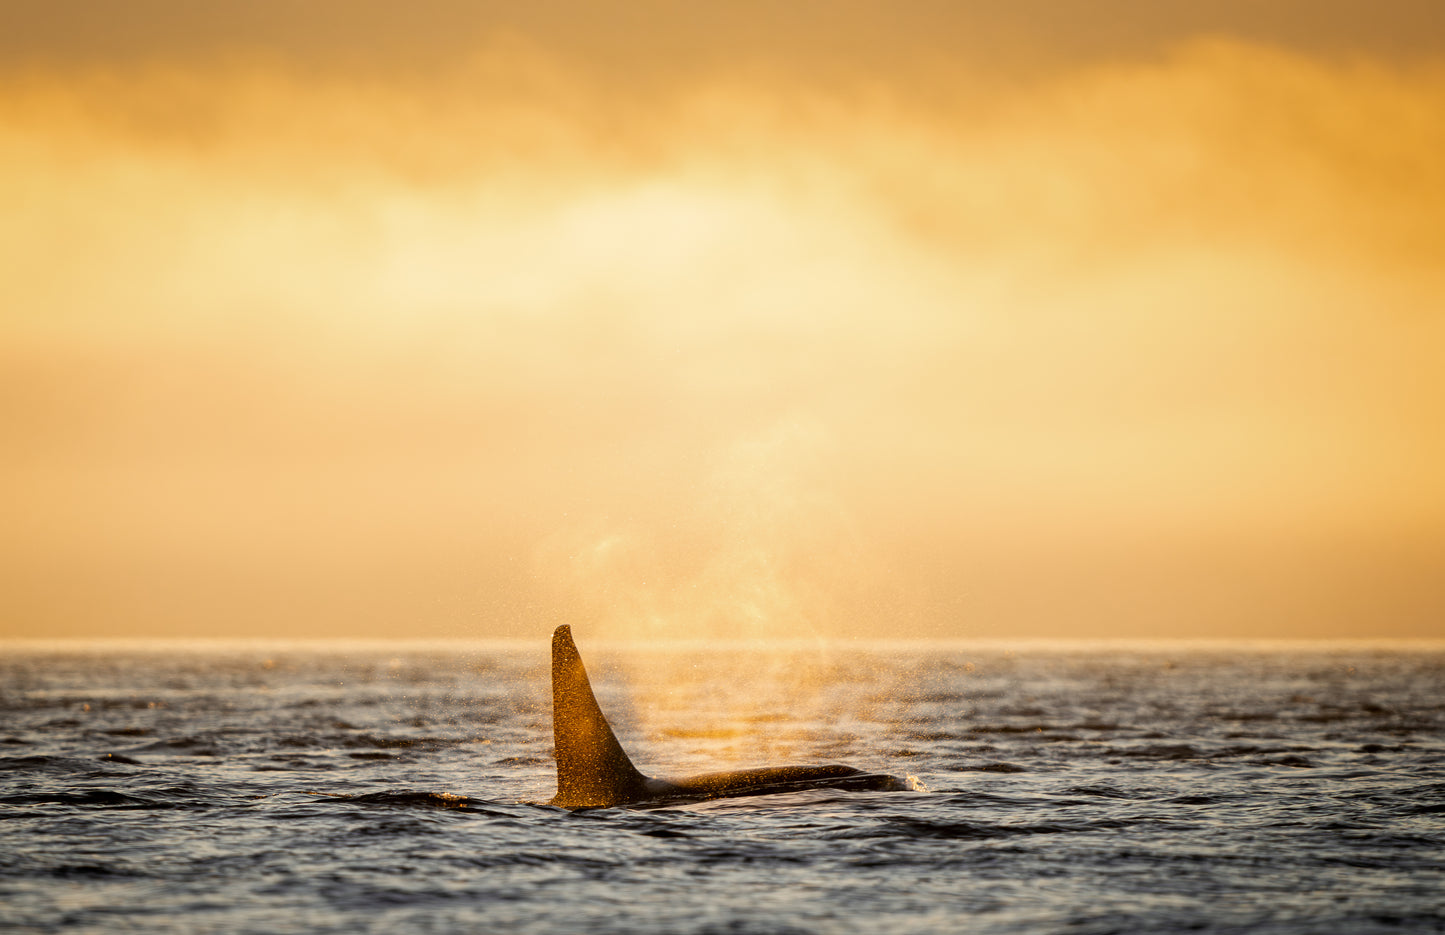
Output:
[[1, 38, 1442, 638]]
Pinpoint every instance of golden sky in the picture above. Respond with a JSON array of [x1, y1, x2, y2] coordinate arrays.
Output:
[[3, 2, 1443, 640]]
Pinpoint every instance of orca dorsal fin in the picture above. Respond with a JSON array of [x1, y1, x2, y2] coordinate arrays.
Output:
[[549, 625, 650, 808]]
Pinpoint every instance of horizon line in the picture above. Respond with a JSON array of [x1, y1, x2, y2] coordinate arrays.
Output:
[[4, 636, 1443, 653]]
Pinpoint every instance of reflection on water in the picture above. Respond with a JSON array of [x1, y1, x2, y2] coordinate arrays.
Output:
[[1, 640, 1442, 934]]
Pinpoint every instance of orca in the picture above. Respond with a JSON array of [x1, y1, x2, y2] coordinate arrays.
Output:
[[548, 625, 909, 808]]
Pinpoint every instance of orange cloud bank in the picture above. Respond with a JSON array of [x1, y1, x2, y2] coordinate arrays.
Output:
[[2, 36, 1442, 640]]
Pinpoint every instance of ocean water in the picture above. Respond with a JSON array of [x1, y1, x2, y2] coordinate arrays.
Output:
[[1, 639, 1442, 934]]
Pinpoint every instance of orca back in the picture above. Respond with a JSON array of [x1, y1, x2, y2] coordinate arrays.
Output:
[[547, 625, 908, 808]]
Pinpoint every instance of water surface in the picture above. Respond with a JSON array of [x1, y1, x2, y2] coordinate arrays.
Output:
[[2, 640, 1442, 933]]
